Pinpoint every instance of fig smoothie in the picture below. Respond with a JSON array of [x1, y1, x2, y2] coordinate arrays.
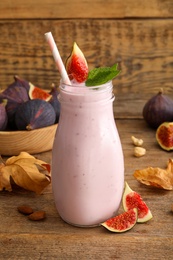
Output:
[[51, 81, 124, 227]]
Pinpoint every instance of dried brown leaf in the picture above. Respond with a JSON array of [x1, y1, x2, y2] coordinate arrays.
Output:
[[133, 159, 173, 190], [166, 159, 173, 186], [0, 152, 51, 194]]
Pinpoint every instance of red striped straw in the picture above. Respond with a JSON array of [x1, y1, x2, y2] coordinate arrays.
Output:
[[44, 32, 71, 85]]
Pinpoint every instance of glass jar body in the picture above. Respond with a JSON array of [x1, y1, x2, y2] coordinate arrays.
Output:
[[52, 81, 124, 227]]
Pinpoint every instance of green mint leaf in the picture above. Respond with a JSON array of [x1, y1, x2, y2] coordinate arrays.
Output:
[[85, 64, 121, 87]]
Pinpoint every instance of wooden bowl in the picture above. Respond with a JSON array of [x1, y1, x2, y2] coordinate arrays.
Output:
[[0, 124, 58, 156]]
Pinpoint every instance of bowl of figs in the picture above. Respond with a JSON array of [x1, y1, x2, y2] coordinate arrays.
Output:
[[0, 76, 60, 156]]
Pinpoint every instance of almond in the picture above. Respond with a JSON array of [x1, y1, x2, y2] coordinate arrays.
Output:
[[28, 210, 46, 221], [17, 205, 33, 215]]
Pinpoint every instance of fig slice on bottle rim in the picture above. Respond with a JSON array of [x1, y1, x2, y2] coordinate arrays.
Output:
[[29, 82, 52, 102], [101, 208, 138, 233], [122, 182, 153, 223], [65, 42, 88, 83]]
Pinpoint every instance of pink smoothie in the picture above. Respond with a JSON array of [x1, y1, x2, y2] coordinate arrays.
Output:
[[51, 81, 124, 226]]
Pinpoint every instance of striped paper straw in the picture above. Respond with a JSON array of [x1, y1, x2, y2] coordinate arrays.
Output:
[[45, 32, 71, 85]]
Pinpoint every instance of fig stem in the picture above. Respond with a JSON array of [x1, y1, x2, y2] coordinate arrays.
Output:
[[2, 99, 8, 107], [26, 124, 32, 131], [159, 88, 163, 94]]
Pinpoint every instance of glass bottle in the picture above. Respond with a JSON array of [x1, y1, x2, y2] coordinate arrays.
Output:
[[52, 81, 124, 227]]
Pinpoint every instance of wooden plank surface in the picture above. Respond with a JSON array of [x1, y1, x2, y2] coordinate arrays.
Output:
[[1, 0, 173, 19], [0, 119, 173, 259], [0, 2, 173, 259], [1, 19, 173, 118]]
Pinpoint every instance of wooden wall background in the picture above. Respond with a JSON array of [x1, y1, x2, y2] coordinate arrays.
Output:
[[0, 0, 173, 118]]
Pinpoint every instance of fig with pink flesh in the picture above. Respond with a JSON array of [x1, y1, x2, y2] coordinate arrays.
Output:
[[29, 82, 52, 101], [101, 208, 138, 233], [15, 99, 56, 130], [122, 182, 152, 223], [65, 42, 88, 83], [156, 122, 173, 151]]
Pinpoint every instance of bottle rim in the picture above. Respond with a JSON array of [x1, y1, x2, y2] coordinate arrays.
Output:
[[60, 80, 113, 94]]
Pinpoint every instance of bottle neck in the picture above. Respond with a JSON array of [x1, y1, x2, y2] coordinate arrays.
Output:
[[59, 81, 114, 105]]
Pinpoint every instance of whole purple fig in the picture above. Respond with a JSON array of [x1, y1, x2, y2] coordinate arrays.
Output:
[[0, 76, 30, 128], [0, 100, 8, 130], [8, 75, 30, 92], [143, 89, 173, 129], [15, 99, 56, 130]]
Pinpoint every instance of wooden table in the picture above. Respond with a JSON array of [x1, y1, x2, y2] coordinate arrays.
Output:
[[0, 119, 173, 260], [1, 0, 173, 258]]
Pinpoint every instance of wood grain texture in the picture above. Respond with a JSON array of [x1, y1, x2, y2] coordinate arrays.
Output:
[[0, 2, 173, 259], [1, 0, 173, 19], [1, 18, 173, 117], [0, 124, 57, 156], [0, 119, 173, 260]]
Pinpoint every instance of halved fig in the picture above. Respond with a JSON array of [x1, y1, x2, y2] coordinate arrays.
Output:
[[65, 42, 88, 83], [101, 208, 138, 233], [29, 82, 52, 101], [156, 122, 173, 151], [122, 182, 153, 223]]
